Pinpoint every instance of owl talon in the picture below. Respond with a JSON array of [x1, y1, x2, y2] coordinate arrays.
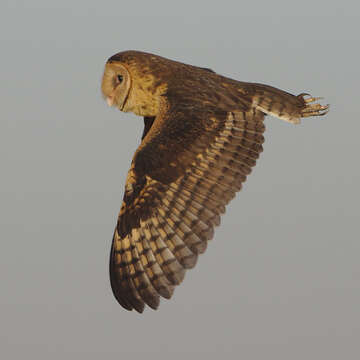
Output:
[[298, 93, 329, 117], [301, 103, 330, 117], [304, 96, 323, 103], [298, 93, 324, 103]]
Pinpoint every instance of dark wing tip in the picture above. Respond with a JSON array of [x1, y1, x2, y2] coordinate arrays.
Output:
[[109, 270, 133, 311], [109, 245, 145, 313], [109, 272, 146, 313]]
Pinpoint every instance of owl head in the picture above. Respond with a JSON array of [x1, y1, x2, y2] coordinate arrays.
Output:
[[101, 60, 131, 110], [101, 51, 171, 117]]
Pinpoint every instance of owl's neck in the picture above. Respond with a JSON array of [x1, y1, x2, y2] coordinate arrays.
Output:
[[123, 76, 167, 117]]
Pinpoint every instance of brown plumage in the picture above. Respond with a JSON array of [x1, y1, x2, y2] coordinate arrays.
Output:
[[101, 50, 329, 312]]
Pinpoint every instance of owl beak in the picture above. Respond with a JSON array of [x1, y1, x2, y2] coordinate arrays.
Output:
[[106, 96, 115, 107]]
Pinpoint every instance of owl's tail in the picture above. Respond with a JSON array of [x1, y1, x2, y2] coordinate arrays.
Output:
[[244, 83, 329, 124]]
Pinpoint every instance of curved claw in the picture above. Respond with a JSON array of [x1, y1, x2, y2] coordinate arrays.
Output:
[[297, 93, 329, 118], [298, 93, 324, 103], [297, 92, 311, 98], [304, 96, 324, 103], [301, 103, 330, 118]]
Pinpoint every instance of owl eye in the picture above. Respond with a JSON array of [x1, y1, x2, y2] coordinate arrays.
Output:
[[117, 74, 123, 83]]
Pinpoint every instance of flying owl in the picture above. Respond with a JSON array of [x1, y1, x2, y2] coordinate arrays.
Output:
[[101, 50, 329, 313]]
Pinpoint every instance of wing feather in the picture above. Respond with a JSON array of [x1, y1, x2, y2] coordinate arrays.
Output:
[[138, 223, 175, 299], [154, 211, 198, 269]]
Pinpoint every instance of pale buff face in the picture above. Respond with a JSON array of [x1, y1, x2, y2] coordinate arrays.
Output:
[[101, 62, 131, 110], [102, 58, 168, 117]]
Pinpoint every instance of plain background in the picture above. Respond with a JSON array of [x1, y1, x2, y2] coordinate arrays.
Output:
[[1, 1, 359, 359]]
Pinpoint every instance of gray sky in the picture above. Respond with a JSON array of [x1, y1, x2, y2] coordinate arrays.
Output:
[[1, 1, 359, 359]]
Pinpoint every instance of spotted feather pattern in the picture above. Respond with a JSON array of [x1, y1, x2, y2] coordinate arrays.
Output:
[[109, 109, 266, 312]]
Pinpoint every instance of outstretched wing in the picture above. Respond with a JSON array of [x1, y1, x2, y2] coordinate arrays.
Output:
[[110, 99, 266, 312], [109, 84, 328, 312]]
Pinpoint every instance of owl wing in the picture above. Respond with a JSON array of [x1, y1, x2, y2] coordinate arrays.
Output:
[[109, 88, 328, 312], [110, 98, 267, 312]]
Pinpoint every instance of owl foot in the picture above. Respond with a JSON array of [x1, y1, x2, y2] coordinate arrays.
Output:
[[298, 93, 330, 118]]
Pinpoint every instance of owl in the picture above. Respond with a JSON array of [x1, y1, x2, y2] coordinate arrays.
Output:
[[101, 50, 328, 313]]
